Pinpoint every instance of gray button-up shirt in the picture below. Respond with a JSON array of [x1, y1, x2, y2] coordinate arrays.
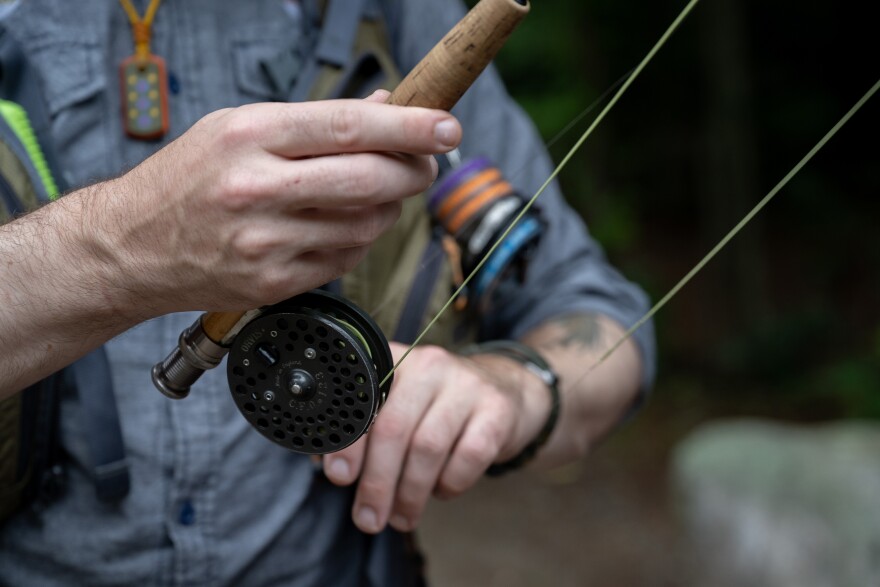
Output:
[[0, 1, 655, 585]]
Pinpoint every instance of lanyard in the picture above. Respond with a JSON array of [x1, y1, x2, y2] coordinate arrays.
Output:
[[118, 0, 164, 61], [118, 0, 169, 140]]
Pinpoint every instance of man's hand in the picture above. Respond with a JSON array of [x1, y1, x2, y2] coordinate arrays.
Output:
[[89, 91, 461, 317], [323, 342, 552, 534], [0, 91, 461, 394]]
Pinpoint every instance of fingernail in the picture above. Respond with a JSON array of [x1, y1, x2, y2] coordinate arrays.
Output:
[[357, 506, 379, 532], [390, 514, 410, 531], [327, 458, 350, 481], [434, 119, 459, 148]]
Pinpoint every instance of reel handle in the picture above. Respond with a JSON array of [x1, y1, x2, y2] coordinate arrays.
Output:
[[388, 0, 530, 110]]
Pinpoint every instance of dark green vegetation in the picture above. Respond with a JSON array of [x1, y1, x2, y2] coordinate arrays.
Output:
[[478, 0, 880, 420]]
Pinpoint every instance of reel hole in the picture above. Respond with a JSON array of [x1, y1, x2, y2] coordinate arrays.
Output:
[[283, 412, 292, 419], [328, 365, 337, 373], [294, 416, 303, 424], [331, 353, 341, 363], [344, 382, 355, 392], [244, 403, 256, 413], [257, 418, 268, 429], [273, 430, 285, 440], [246, 377, 256, 387], [341, 367, 351, 377], [296, 319, 308, 331], [332, 399, 340, 407], [305, 334, 315, 344], [343, 424, 355, 435], [272, 405, 281, 412], [346, 354, 358, 365], [316, 326, 328, 338], [329, 434, 341, 444], [311, 438, 324, 449], [327, 408, 335, 415], [344, 397, 354, 407], [306, 417, 315, 424], [293, 437, 304, 447], [288, 332, 299, 341], [353, 409, 365, 421], [333, 389, 343, 397], [257, 372, 267, 381], [287, 424, 296, 433], [319, 342, 329, 352], [303, 427, 312, 437], [317, 414, 326, 422], [357, 391, 369, 403], [355, 374, 366, 385], [235, 385, 246, 395], [272, 416, 281, 425], [320, 356, 329, 364], [276, 318, 289, 330], [329, 420, 339, 430], [317, 426, 327, 436], [339, 410, 349, 419], [233, 366, 244, 376], [334, 339, 346, 349], [332, 377, 342, 385]]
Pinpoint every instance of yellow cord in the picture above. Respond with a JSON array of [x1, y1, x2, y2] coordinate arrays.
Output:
[[118, 0, 163, 60]]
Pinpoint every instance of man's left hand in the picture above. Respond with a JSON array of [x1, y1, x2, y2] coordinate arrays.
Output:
[[322, 342, 551, 533]]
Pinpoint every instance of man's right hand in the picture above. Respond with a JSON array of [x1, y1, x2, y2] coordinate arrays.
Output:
[[90, 92, 461, 316], [0, 92, 461, 394]]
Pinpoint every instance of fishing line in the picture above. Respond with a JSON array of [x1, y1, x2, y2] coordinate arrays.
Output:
[[367, 66, 636, 322], [573, 77, 880, 386], [381, 0, 704, 387]]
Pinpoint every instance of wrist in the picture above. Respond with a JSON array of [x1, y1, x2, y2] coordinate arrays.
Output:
[[461, 341, 561, 475]]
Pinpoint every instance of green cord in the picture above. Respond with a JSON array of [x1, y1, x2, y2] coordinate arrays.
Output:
[[0, 100, 60, 199]]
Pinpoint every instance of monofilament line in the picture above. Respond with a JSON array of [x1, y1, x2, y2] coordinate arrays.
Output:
[[380, 0, 703, 387], [574, 77, 880, 386]]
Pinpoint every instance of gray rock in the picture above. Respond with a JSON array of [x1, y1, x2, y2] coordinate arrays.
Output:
[[673, 420, 880, 587]]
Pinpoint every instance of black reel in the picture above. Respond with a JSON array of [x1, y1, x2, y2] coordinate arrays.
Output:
[[227, 290, 393, 455]]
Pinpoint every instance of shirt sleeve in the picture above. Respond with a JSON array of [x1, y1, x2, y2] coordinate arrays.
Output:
[[381, 0, 657, 394]]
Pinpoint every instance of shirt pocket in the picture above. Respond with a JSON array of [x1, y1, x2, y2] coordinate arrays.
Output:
[[26, 34, 111, 184], [231, 27, 299, 102]]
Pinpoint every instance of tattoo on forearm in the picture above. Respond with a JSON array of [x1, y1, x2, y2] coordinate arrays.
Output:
[[540, 313, 602, 351]]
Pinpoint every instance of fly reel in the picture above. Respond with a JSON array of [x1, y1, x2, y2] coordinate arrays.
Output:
[[227, 290, 393, 455]]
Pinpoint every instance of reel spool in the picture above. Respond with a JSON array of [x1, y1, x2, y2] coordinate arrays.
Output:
[[429, 156, 543, 310], [227, 290, 393, 455]]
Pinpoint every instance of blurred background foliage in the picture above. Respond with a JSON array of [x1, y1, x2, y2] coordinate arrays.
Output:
[[467, 0, 880, 420]]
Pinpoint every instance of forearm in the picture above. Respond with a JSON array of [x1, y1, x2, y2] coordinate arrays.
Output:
[[518, 313, 643, 468], [0, 182, 142, 397]]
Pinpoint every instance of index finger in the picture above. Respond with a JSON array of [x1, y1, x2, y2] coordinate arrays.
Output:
[[236, 100, 462, 158]]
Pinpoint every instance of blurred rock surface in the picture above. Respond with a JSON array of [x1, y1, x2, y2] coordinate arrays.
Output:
[[674, 420, 880, 587]]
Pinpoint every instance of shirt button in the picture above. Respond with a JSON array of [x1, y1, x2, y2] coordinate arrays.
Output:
[[178, 500, 196, 526]]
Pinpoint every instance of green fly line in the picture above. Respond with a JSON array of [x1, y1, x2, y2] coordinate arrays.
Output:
[[380, 0, 704, 387]]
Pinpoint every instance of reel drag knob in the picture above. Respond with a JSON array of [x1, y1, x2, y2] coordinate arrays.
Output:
[[227, 291, 393, 455]]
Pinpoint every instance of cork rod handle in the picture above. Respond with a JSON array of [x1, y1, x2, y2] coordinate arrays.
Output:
[[388, 0, 530, 110]]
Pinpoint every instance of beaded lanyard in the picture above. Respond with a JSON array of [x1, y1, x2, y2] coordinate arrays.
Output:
[[118, 0, 169, 139]]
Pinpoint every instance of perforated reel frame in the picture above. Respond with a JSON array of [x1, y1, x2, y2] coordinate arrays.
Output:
[[227, 291, 393, 455]]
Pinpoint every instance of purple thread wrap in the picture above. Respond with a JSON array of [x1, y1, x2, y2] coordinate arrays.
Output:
[[427, 156, 492, 212]]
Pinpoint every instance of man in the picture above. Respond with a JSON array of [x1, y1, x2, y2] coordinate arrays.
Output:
[[0, 0, 654, 585]]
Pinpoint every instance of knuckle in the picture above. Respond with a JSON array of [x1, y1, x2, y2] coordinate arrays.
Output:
[[371, 412, 409, 443], [411, 429, 448, 460], [411, 345, 450, 369], [457, 433, 497, 470], [356, 477, 389, 504], [329, 106, 363, 149], [218, 108, 259, 148], [217, 169, 263, 213]]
